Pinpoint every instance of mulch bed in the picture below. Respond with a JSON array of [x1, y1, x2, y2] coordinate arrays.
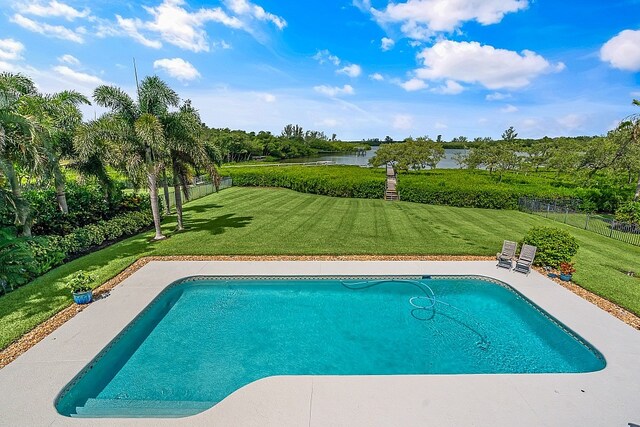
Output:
[[1, 255, 638, 369]]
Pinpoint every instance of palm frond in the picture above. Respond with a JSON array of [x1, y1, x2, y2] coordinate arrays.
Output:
[[93, 85, 138, 123], [139, 76, 179, 115]]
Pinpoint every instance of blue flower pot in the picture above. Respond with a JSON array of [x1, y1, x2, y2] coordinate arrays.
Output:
[[73, 290, 93, 304], [559, 274, 572, 282]]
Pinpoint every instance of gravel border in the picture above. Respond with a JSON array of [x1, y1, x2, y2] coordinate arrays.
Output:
[[1, 255, 638, 369]]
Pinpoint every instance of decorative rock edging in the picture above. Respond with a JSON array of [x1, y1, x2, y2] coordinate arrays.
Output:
[[1, 255, 638, 369]]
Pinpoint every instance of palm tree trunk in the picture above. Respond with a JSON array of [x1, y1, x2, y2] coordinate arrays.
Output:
[[145, 157, 166, 240], [161, 168, 171, 215], [4, 162, 31, 237], [53, 165, 69, 214], [173, 166, 184, 232]]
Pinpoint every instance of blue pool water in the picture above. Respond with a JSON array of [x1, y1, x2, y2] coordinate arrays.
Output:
[[56, 276, 605, 418]]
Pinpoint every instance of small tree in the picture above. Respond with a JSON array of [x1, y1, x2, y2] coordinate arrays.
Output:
[[502, 126, 518, 141]]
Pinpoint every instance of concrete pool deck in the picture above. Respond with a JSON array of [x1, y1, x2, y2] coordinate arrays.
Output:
[[0, 260, 639, 426]]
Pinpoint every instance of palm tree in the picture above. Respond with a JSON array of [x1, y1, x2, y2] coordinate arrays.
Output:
[[632, 99, 640, 200], [20, 90, 90, 213], [162, 101, 220, 230], [75, 76, 179, 240], [0, 72, 43, 236]]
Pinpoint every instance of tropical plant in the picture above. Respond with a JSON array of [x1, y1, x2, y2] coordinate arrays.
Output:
[[75, 76, 180, 240], [559, 261, 576, 276], [0, 72, 42, 236], [0, 228, 35, 293], [19, 89, 90, 214], [67, 271, 93, 293], [162, 100, 219, 230]]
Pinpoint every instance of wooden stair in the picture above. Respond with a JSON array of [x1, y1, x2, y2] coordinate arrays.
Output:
[[385, 164, 399, 201]]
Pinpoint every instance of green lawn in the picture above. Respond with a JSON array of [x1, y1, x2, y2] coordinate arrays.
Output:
[[1, 186, 639, 351]]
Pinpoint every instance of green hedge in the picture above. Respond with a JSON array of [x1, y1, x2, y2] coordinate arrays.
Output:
[[0, 210, 154, 295], [397, 171, 578, 210], [224, 166, 386, 199], [1, 182, 152, 236], [223, 166, 585, 210]]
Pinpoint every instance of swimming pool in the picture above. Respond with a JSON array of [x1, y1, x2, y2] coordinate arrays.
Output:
[[56, 275, 605, 418]]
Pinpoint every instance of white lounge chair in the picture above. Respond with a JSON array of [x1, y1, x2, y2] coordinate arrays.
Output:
[[496, 240, 517, 270], [513, 244, 537, 275]]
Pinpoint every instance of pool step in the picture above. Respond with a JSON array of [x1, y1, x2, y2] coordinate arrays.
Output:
[[71, 398, 216, 418]]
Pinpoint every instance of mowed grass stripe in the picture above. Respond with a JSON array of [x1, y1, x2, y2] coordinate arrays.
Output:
[[0, 186, 639, 351]]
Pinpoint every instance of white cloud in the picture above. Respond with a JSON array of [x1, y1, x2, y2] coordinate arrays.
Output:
[[153, 58, 201, 81], [11, 14, 85, 43], [224, 0, 287, 29], [400, 78, 428, 91], [113, 16, 163, 49], [434, 122, 447, 129], [392, 114, 414, 130], [557, 113, 585, 130], [313, 49, 341, 66], [106, 0, 245, 52], [486, 92, 511, 101], [501, 104, 518, 113], [314, 84, 355, 97], [381, 37, 395, 51], [57, 54, 80, 65], [434, 79, 463, 94], [53, 65, 104, 85], [600, 29, 640, 72], [16, 1, 90, 21], [337, 64, 362, 78], [0, 39, 24, 61], [257, 92, 276, 102], [370, 73, 384, 81], [212, 40, 232, 49], [415, 40, 561, 89], [369, 0, 528, 40]]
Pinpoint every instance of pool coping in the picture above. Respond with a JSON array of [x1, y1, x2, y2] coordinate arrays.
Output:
[[0, 260, 639, 426]]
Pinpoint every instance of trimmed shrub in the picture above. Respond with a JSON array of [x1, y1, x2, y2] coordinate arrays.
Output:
[[225, 165, 386, 199], [1, 182, 153, 236], [522, 226, 579, 267], [0, 209, 154, 297], [59, 210, 154, 256]]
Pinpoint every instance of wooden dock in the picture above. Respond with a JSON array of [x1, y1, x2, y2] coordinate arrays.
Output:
[[385, 164, 399, 201]]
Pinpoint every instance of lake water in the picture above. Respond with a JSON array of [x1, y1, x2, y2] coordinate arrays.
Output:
[[282, 146, 467, 169]]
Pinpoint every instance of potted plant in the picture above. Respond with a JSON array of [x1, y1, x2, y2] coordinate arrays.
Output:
[[559, 262, 576, 282], [68, 272, 94, 304]]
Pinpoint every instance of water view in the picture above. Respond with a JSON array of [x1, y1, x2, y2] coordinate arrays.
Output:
[[282, 146, 468, 168]]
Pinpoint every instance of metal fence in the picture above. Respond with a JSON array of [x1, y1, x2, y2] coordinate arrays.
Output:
[[518, 198, 640, 246], [164, 177, 232, 209]]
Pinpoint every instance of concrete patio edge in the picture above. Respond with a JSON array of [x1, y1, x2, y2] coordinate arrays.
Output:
[[0, 260, 639, 426]]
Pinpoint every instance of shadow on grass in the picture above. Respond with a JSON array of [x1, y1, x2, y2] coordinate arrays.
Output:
[[184, 213, 253, 235], [184, 202, 224, 214]]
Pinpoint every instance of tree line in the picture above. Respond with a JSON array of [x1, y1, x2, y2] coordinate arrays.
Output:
[[370, 114, 640, 203], [203, 125, 366, 163]]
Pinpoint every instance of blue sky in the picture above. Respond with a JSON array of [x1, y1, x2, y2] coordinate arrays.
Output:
[[1, 0, 639, 140]]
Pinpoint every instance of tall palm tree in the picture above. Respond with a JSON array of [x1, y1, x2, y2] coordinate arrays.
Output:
[[20, 90, 90, 213], [632, 99, 640, 200], [0, 72, 42, 236], [162, 101, 219, 230], [75, 76, 179, 240]]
